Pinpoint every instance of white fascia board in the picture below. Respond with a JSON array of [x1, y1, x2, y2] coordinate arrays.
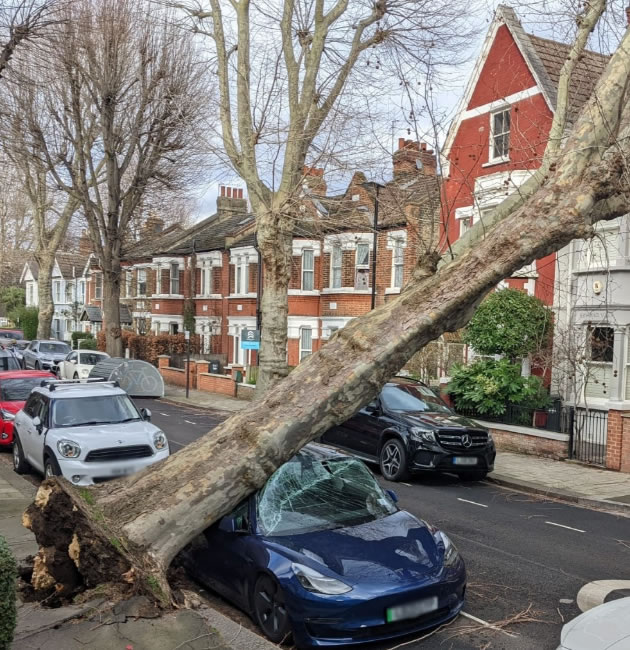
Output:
[[293, 240, 321, 256], [196, 251, 223, 266], [323, 233, 374, 253], [229, 246, 258, 264]]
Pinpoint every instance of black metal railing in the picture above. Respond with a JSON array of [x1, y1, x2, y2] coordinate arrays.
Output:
[[456, 403, 608, 466]]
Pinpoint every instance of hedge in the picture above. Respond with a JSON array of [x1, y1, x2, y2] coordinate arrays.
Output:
[[0, 535, 17, 649], [96, 331, 200, 365]]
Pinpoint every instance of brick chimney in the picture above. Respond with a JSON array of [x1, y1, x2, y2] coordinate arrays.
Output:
[[626, 5, 630, 24], [216, 184, 248, 217], [142, 214, 165, 236], [302, 166, 327, 194], [78, 230, 93, 256], [393, 138, 437, 179]]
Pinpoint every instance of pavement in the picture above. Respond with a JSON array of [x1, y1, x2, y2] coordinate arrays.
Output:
[[162, 385, 247, 413]]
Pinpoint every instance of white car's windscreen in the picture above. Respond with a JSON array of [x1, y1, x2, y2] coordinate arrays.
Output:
[[52, 395, 141, 428]]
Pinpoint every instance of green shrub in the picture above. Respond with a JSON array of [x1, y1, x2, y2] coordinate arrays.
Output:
[[448, 358, 550, 416], [0, 535, 17, 649], [71, 331, 93, 343], [8, 306, 38, 340]]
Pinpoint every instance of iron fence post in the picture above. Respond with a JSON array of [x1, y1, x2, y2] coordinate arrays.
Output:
[[567, 406, 575, 460]]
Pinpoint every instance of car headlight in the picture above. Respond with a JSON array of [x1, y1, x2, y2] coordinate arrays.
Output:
[[410, 427, 436, 444], [57, 439, 81, 458], [80, 368, 90, 377], [435, 531, 460, 567], [0, 409, 15, 421], [292, 563, 352, 595], [153, 431, 168, 450], [487, 432, 493, 444]]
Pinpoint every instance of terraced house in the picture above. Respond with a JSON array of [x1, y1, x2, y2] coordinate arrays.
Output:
[[119, 138, 440, 369]]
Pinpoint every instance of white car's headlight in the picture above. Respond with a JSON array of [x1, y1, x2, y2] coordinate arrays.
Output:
[[292, 563, 352, 595], [57, 439, 81, 458], [153, 431, 168, 450], [435, 531, 460, 567], [0, 409, 15, 422], [80, 368, 90, 377], [410, 427, 436, 444]]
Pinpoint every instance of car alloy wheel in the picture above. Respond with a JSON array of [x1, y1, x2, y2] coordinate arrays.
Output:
[[253, 575, 291, 644], [379, 439, 409, 482], [44, 456, 61, 479], [12, 437, 29, 474]]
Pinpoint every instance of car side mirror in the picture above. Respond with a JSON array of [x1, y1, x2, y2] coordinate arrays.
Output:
[[386, 489, 399, 503], [32, 416, 43, 433], [365, 402, 381, 415], [219, 516, 249, 534], [140, 408, 151, 422], [71, 359, 77, 364]]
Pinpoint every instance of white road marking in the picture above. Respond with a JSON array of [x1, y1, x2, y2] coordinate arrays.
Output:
[[160, 412, 171, 417], [401, 483, 412, 487], [184, 420, 196, 425], [458, 498, 488, 508], [169, 440, 185, 448], [545, 521, 585, 533], [460, 612, 518, 637]]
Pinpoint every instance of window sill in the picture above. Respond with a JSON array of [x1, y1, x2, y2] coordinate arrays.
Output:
[[228, 293, 257, 299], [151, 294, 185, 299], [196, 294, 223, 299], [322, 288, 371, 294], [288, 289, 320, 296], [385, 287, 402, 295], [481, 157, 510, 168]]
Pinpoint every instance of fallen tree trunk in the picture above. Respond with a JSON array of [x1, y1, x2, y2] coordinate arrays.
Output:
[[24, 27, 630, 604]]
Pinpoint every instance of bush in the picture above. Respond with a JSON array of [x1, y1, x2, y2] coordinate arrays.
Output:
[[8, 306, 38, 340], [0, 535, 17, 649], [447, 358, 550, 416], [71, 332, 97, 350], [464, 288, 552, 359], [96, 331, 200, 365]]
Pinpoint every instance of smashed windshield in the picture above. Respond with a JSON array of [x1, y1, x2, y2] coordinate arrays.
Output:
[[52, 395, 141, 428], [0, 378, 47, 401], [256, 454, 397, 537], [381, 383, 452, 414]]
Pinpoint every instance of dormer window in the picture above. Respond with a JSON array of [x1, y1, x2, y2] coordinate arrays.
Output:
[[490, 108, 510, 162]]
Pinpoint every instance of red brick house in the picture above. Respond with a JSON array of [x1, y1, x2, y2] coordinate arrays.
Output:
[[440, 5, 606, 306], [119, 139, 440, 369]]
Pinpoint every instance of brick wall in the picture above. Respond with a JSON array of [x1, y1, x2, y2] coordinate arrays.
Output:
[[198, 373, 236, 396], [606, 410, 630, 472], [158, 359, 197, 388], [479, 422, 569, 460]]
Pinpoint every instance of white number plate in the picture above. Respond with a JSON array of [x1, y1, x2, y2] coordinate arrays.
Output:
[[453, 457, 478, 466], [110, 466, 136, 476], [386, 596, 438, 623]]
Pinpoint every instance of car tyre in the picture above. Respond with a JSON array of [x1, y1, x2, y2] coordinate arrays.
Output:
[[457, 470, 488, 482], [13, 436, 30, 474], [73, 373, 79, 380], [379, 438, 409, 482], [34, 361, 40, 370], [44, 454, 62, 479], [252, 574, 292, 644]]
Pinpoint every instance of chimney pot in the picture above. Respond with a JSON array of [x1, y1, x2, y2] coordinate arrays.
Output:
[[626, 6, 630, 25], [220, 185, 226, 197], [398, 137, 405, 149]]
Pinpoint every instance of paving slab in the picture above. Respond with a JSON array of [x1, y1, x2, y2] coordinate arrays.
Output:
[[162, 385, 248, 413]]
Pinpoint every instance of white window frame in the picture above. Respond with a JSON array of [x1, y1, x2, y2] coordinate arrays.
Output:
[[355, 242, 370, 289], [54, 281, 62, 303], [27, 283, 34, 306], [137, 269, 147, 297], [302, 248, 314, 291], [392, 239, 404, 288], [65, 281, 74, 304], [235, 257, 249, 295], [200, 262, 212, 296], [94, 274, 102, 300], [125, 271, 132, 298], [299, 326, 313, 362], [490, 107, 510, 162], [233, 331, 244, 365], [170, 263, 180, 295], [330, 245, 342, 289], [155, 265, 162, 294]]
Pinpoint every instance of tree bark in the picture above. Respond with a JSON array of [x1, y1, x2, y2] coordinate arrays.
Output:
[[102, 261, 123, 358], [34, 252, 55, 340], [256, 213, 293, 394]]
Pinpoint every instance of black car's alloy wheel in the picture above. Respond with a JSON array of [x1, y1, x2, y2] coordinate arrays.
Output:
[[253, 575, 291, 644], [12, 436, 29, 474], [379, 438, 409, 482]]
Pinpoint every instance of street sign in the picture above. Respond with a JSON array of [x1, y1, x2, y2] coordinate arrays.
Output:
[[241, 328, 260, 350]]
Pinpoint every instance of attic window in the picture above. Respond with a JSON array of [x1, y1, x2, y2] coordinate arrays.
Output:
[[352, 194, 360, 202], [490, 108, 510, 161]]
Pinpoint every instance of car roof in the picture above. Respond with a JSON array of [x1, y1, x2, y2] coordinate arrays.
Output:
[[387, 376, 428, 387], [32, 382, 127, 399], [298, 442, 351, 462], [34, 340, 70, 344], [0, 370, 56, 381]]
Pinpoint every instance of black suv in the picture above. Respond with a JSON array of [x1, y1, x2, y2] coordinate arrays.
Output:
[[321, 377, 495, 481]]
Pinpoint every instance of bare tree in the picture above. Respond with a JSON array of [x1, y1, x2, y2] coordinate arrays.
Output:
[[34, 0, 208, 355], [173, 0, 473, 393], [23, 4, 630, 602]]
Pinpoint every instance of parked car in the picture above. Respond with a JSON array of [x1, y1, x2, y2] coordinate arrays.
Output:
[[55, 350, 110, 379], [320, 377, 495, 481], [0, 328, 24, 341], [22, 340, 71, 371], [10, 341, 31, 367], [0, 370, 56, 447], [12, 379, 169, 485], [0, 349, 21, 372], [180, 443, 466, 649], [557, 597, 630, 649]]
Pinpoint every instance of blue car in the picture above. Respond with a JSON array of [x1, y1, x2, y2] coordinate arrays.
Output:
[[181, 444, 466, 648]]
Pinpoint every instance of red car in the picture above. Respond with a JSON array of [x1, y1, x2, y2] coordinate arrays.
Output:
[[0, 370, 55, 446]]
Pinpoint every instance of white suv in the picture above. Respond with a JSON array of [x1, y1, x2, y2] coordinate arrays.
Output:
[[12, 380, 169, 485]]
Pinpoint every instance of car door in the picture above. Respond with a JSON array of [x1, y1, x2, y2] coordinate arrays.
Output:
[[343, 398, 389, 459], [18, 393, 43, 466], [190, 499, 254, 608], [23, 342, 35, 369], [60, 352, 77, 378]]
